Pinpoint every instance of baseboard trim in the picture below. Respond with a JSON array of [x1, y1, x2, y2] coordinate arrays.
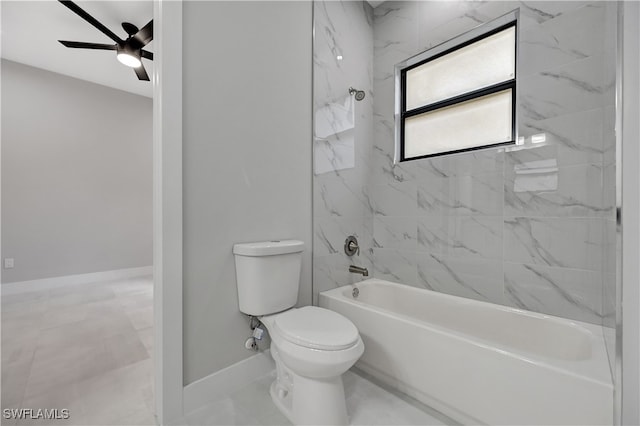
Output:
[[1, 266, 153, 296], [183, 350, 275, 415]]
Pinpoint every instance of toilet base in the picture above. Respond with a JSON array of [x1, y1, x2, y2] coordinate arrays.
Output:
[[270, 346, 349, 425], [270, 380, 294, 423], [269, 373, 349, 425]]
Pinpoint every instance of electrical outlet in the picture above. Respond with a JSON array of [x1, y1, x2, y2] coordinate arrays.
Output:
[[4, 258, 14, 269]]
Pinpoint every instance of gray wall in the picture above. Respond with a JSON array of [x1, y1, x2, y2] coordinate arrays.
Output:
[[183, 1, 312, 386], [1, 60, 153, 284]]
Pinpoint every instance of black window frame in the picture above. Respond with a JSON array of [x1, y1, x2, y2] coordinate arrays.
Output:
[[398, 20, 518, 162]]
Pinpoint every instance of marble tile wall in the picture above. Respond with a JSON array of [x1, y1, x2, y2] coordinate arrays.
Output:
[[369, 0, 617, 328], [313, 0, 617, 335], [313, 0, 375, 302]]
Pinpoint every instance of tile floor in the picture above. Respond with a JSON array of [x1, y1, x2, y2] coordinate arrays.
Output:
[[185, 369, 455, 426], [3, 275, 453, 426], [1, 276, 155, 425]]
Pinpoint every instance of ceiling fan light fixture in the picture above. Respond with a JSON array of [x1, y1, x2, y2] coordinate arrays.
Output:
[[58, 1, 153, 80], [116, 45, 142, 68], [117, 52, 142, 68]]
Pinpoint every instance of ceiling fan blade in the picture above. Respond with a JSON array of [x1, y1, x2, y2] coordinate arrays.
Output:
[[141, 50, 153, 61], [59, 40, 117, 50], [122, 22, 139, 37], [58, 1, 123, 44], [132, 20, 153, 47], [134, 64, 150, 81]]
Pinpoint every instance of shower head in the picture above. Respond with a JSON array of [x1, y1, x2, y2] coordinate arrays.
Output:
[[349, 87, 366, 101]]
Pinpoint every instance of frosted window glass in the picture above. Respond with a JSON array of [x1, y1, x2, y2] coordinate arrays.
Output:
[[404, 89, 512, 158], [405, 26, 515, 110]]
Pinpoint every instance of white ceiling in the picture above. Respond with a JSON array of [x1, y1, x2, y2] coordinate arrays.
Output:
[[1, 0, 153, 98]]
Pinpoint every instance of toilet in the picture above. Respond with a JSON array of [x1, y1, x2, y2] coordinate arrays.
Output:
[[233, 240, 364, 425]]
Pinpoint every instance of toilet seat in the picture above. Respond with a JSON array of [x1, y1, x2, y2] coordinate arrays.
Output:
[[272, 306, 359, 351]]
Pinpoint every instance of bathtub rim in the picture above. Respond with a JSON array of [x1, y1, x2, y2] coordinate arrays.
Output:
[[320, 278, 613, 388]]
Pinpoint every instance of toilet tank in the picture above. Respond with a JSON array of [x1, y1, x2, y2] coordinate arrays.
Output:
[[233, 240, 304, 316]]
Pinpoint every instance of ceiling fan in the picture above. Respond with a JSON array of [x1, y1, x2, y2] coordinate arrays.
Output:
[[57, 0, 153, 81]]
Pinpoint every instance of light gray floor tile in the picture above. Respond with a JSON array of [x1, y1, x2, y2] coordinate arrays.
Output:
[[114, 408, 157, 426], [345, 371, 445, 425], [1, 358, 32, 410], [1, 291, 49, 308], [185, 398, 261, 426], [227, 372, 290, 425], [17, 382, 83, 425], [103, 331, 150, 368], [137, 327, 154, 358], [40, 303, 90, 330], [1, 328, 39, 366], [68, 360, 154, 425], [127, 306, 154, 331], [1, 276, 155, 425], [186, 368, 452, 426]]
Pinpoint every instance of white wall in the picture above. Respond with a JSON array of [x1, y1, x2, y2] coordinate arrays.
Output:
[[182, 1, 312, 386], [621, 2, 640, 424], [1, 60, 153, 284]]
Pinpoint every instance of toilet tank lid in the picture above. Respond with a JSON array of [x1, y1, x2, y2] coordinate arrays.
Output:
[[233, 240, 304, 256]]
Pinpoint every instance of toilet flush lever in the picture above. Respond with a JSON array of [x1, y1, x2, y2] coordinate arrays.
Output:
[[344, 235, 360, 256]]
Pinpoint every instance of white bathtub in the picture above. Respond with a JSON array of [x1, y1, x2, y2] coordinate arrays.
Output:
[[319, 278, 613, 425]]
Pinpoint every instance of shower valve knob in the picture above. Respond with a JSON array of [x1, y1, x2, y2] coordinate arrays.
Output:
[[344, 235, 360, 256]]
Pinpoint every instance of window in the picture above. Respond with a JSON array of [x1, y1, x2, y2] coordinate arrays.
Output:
[[395, 13, 518, 161]]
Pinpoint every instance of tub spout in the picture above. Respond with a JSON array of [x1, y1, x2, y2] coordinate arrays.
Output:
[[349, 265, 369, 276]]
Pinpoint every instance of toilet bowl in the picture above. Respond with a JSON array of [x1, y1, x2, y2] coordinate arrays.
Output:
[[233, 240, 364, 425], [261, 306, 364, 425]]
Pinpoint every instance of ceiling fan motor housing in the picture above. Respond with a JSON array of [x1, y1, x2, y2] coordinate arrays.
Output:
[[117, 44, 142, 61]]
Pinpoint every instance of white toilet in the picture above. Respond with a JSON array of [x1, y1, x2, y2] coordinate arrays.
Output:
[[233, 240, 364, 425]]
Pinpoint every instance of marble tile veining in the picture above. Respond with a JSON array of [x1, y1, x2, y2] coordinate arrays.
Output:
[[373, 216, 418, 251], [517, 1, 592, 30], [504, 162, 606, 218], [417, 254, 504, 304], [519, 3, 605, 77], [504, 217, 603, 271], [416, 173, 503, 217], [417, 216, 503, 261], [519, 54, 608, 122], [516, 107, 606, 168], [372, 248, 418, 287], [313, 0, 376, 302], [371, 181, 418, 217], [314, 216, 369, 256], [504, 262, 603, 324]]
